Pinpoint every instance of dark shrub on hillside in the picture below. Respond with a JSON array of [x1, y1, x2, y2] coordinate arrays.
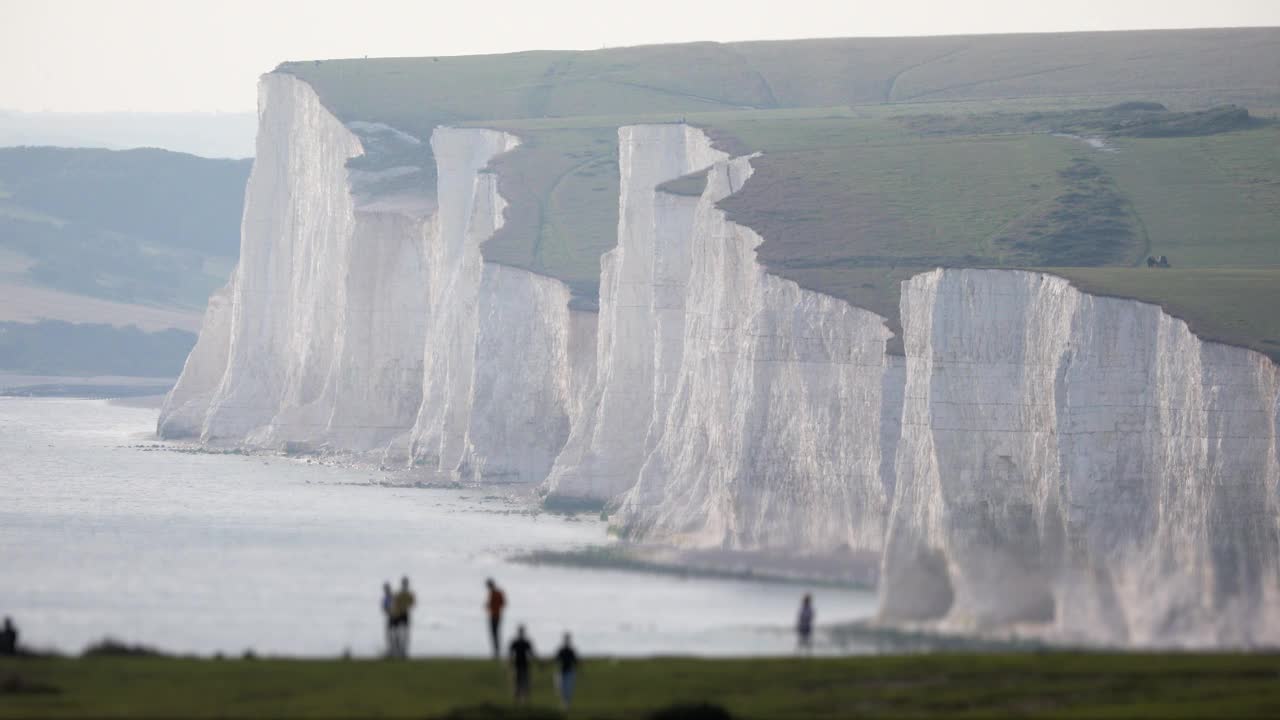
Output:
[[0, 321, 195, 377], [650, 703, 734, 720], [82, 638, 166, 658], [433, 704, 564, 720], [1106, 101, 1167, 112], [1109, 105, 1254, 137], [1, 674, 60, 695]]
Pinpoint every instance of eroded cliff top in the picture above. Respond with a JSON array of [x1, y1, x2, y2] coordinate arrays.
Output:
[[277, 28, 1280, 359]]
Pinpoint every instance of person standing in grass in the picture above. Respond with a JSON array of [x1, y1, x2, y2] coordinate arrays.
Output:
[[391, 576, 416, 658], [553, 632, 579, 711], [0, 617, 17, 656], [485, 578, 506, 659], [508, 624, 536, 704], [380, 582, 395, 658], [796, 594, 815, 653]]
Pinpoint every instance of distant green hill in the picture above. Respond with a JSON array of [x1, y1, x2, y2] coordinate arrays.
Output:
[[0, 147, 250, 308], [0, 320, 195, 378], [0, 146, 251, 378], [282, 28, 1280, 359]]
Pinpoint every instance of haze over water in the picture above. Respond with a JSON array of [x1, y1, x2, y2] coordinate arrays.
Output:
[[0, 397, 877, 658]]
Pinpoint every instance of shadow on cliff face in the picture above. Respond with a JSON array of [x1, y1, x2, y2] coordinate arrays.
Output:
[[879, 546, 954, 622], [949, 500, 1058, 628]]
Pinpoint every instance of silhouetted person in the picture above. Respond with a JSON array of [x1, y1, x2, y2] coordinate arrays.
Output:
[[554, 632, 579, 711], [1146, 256, 1157, 268], [485, 578, 507, 658], [381, 581, 395, 658], [0, 617, 16, 656], [391, 576, 416, 658], [508, 624, 536, 704], [796, 594, 815, 653]]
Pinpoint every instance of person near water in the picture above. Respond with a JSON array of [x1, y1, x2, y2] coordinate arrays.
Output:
[[796, 594, 815, 652], [553, 632, 579, 711], [380, 582, 395, 658], [485, 578, 507, 658], [391, 576, 416, 658], [0, 617, 17, 656], [508, 624, 536, 704]]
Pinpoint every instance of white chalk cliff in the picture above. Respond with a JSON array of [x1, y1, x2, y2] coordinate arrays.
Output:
[[881, 269, 1280, 646], [545, 126, 899, 559], [163, 72, 1280, 647], [160, 74, 591, 485]]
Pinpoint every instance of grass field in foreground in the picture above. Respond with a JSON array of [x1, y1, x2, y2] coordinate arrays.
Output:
[[5, 653, 1280, 719]]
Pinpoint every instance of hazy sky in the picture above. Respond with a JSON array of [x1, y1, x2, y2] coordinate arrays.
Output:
[[3, 0, 1278, 113]]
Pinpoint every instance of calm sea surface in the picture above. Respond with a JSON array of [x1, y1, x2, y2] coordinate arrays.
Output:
[[0, 397, 877, 658]]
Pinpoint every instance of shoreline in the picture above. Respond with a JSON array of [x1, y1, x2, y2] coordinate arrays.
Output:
[[511, 544, 878, 591], [0, 373, 174, 400]]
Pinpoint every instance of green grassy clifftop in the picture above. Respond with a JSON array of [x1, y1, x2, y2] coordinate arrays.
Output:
[[279, 27, 1280, 358]]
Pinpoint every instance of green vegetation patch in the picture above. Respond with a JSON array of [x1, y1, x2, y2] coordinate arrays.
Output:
[[1100, 128, 1280, 268], [539, 492, 609, 515], [1109, 104, 1256, 138], [901, 103, 1261, 138], [994, 156, 1142, 267], [7, 653, 1280, 718]]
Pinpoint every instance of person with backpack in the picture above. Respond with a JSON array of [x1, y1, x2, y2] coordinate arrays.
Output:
[[553, 632, 579, 711], [508, 624, 536, 704], [390, 576, 416, 658]]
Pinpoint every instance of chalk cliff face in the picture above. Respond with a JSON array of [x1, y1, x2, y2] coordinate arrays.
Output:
[[160, 75, 589, 484], [544, 126, 899, 556], [158, 273, 235, 438], [881, 269, 1280, 646], [545, 126, 728, 502], [163, 75, 1280, 646]]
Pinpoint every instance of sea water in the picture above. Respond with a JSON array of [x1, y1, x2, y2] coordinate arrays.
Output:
[[0, 397, 877, 657]]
